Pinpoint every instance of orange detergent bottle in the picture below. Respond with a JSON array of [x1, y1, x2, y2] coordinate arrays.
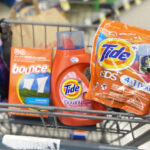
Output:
[[51, 31, 106, 126]]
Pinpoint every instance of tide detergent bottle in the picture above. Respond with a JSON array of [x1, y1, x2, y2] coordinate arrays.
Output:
[[51, 31, 106, 126]]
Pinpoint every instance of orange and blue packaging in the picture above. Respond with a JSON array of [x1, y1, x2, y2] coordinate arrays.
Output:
[[9, 47, 52, 117], [86, 20, 150, 115], [51, 31, 106, 126]]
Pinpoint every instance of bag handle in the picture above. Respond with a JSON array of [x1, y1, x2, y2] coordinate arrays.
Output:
[[11, 0, 40, 20]]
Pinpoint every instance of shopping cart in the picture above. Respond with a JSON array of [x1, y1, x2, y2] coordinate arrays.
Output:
[[0, 19, 149, 150]]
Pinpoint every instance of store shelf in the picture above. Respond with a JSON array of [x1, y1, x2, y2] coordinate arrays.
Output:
[[67, 0, 145, 25]]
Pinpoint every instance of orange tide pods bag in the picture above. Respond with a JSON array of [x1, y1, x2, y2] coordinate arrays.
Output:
[[86, 20, 150, 115]]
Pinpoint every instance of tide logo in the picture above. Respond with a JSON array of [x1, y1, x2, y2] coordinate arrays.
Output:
[[61, 79, 82, 99], [98, 38, 135, 71]]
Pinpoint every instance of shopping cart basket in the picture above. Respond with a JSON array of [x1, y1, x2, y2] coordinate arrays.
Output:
[[0, 19, 149, 150]]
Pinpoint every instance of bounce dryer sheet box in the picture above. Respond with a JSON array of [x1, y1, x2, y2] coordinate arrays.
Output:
[[9, 47, 52, 117]]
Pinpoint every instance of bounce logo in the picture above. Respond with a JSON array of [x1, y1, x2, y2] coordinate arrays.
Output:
[[61, 79, 82, 99], [98, 38, 135, 71]]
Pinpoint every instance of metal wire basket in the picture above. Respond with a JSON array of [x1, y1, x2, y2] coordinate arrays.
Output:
[[0, 19, 149, 150]]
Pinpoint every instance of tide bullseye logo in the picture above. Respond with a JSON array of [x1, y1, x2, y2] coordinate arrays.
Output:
[[98, 38, 135, 71], [61, 79, 82, 99]]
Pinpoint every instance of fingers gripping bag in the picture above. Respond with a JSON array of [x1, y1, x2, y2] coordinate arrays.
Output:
[[86, 20, 150, 115]]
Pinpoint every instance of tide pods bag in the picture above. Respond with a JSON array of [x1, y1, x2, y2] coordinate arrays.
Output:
[[86, 20, 150, 115], [9, 47, 52, 117]]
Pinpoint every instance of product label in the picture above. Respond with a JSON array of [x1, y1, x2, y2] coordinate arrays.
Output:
[[9, 47, 52, 117], [26, 97, 49, 105], [98, 38, 135, 71], [61, 79, 82, 99], [120, 75, 150, 94], [59, 72, 92, 109], [12, 63, 48, 74], [18, 73, 50, 105], [86, 20, 150, 115]]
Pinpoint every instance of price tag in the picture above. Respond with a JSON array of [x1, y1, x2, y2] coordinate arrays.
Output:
[[115, 9, 120, 16], [135, 0, 142, 5], [123, 0, 131, 10], [60, 0, 70, 11], [99, 13, 106, 22]]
